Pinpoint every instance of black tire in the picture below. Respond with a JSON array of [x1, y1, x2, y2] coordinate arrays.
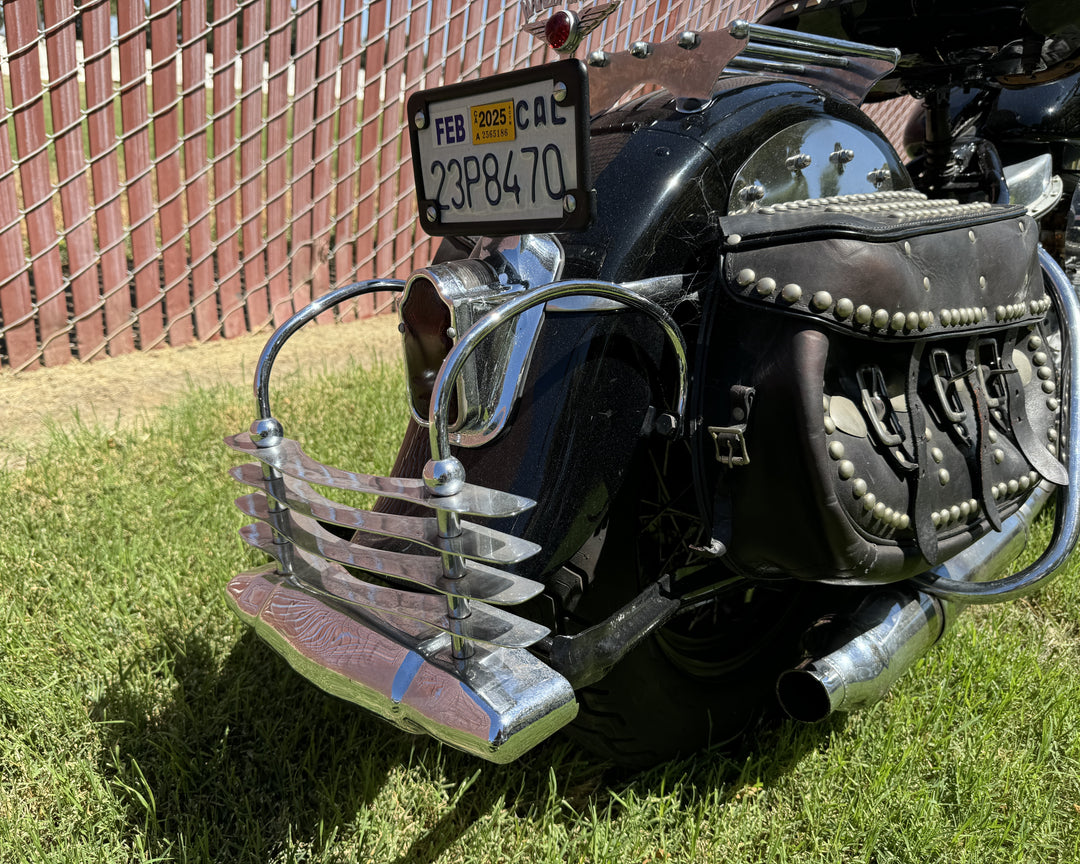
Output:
[[558, 438, 826, 768]]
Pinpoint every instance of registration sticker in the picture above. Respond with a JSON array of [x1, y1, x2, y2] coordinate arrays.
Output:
[[471, 101, 515, 145]]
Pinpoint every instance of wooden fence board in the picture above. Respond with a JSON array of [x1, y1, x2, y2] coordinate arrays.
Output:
[[6, 0, 71, 366], [117, 0, 165, 350], [331, 0, 364, 319], [151, 0, 194, 347], [287, 0, 320, 315], [263, 0, 293, 326], [239, 0, 270, 328], [181, 0, 217, 341], [375, 0, 408, 279], [0, 80, 36, 369], [43, 0, 105, 360], [311, 0, 342, 324], [82, 0, 135, 358], [354, 0, 387, 321], [210, 0, 245, 338]]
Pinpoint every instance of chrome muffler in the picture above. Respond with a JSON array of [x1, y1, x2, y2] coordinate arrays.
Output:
[[777, 484, 1052, 722]]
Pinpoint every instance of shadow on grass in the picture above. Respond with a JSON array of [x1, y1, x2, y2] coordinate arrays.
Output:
[[92, 626, 842, 862]]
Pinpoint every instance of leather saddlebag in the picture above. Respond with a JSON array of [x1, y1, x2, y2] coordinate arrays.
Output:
[[706, 191, 1066, 583]]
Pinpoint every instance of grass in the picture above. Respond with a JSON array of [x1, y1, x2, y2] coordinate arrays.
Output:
[[2, 361, 1080, 862]]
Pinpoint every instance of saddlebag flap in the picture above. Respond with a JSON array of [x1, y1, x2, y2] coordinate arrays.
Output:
[[709, 191, 1065, 583]]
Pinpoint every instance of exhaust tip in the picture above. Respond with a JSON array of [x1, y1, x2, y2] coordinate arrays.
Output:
[[776, 665, 835, 723]]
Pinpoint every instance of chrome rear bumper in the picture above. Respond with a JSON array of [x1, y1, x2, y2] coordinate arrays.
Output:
[[224, 273, 691, 761], [223, 279, 584, 762], [226, 564, 576, 762]]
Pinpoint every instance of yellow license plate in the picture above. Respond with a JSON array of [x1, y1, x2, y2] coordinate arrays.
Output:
[[470, 101, 515, 145]]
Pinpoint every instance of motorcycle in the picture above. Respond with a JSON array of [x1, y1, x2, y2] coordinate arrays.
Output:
[[222, 0, 1080, 767]]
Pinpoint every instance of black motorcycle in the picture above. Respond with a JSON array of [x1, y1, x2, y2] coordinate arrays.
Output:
[[222, 0, 1080, 767]]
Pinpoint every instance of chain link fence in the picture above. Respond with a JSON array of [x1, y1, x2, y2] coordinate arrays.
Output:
[[0, 0, 913, 371]]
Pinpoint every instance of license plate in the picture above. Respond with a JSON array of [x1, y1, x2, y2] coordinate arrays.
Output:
[[408, 59, 591, 237]]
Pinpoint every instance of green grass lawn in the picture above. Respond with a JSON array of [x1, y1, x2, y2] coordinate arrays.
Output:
[[2, 360, 1079, 863]]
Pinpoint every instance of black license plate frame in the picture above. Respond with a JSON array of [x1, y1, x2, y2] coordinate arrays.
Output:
[[407, 59, 591, 237]]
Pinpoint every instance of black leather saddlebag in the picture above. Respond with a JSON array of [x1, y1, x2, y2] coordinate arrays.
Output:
[[708, 191, 1066, 584]]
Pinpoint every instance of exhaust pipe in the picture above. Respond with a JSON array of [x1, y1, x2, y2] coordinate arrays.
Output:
[[777, 587, 942, 721], [777, 484, 1051, 722]]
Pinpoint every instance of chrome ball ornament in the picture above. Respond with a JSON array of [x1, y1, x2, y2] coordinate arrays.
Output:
[[423, 456, 467, 496]]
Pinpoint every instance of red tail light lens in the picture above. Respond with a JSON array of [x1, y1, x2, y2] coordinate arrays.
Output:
[[545, 11, 578, 52]]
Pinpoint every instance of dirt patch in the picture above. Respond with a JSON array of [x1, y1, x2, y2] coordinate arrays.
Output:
[[0, 315, 400, 467]]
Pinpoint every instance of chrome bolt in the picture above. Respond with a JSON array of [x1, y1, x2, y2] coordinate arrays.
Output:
[[446, 326, 456, 339], [867, 168, 890, 188], [553, 81, 567, 103], [677, 31, 700, 49], [738, 183, 765, 205], [423, 456, 466, 496], [729, 19, 750, 39], [587, 50, 609, 67], [787, 154, 812, 172], [630, 41, 652, 58], [425, 205, 438, 223], [563, 193, 577, 214], [414, 109, 426, 129]]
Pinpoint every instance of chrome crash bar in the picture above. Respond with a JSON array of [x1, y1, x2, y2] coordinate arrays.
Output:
[[225, 276, 686, 761]]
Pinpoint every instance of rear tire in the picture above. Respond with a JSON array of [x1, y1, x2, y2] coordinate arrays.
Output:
[[557, 439, 824, 768], [566, 579, 820, 768]]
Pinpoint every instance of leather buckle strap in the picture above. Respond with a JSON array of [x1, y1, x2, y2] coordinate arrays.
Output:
[[857, 365, 917, 471]]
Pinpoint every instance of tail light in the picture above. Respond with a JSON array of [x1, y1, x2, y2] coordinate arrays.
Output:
[[400, 272, 459, 426], [522, 2, 621, 56], [545, 11, 580, 53], [399, 258, 545, 447]]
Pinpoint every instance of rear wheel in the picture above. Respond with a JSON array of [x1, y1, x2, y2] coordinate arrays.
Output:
[[559, 438, 826, 768]]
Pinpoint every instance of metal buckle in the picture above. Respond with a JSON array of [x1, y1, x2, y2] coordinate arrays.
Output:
[[975, 338, 1014, 409], [708, 385, 754, 466], [930, 350, 972, 424], [856, 365, 904, 446], [709, 426, 750, 466], [856, 365, 918, 470]]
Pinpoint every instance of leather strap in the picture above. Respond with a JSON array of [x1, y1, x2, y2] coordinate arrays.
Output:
[[907, 342, 938, 565], [1000, 332, 1069, 486], [966, 337, 1004, 531]]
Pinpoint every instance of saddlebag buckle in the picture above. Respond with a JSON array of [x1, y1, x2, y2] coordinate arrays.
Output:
[[709, 426, 750, 466], [708, 385, 755, 466]]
